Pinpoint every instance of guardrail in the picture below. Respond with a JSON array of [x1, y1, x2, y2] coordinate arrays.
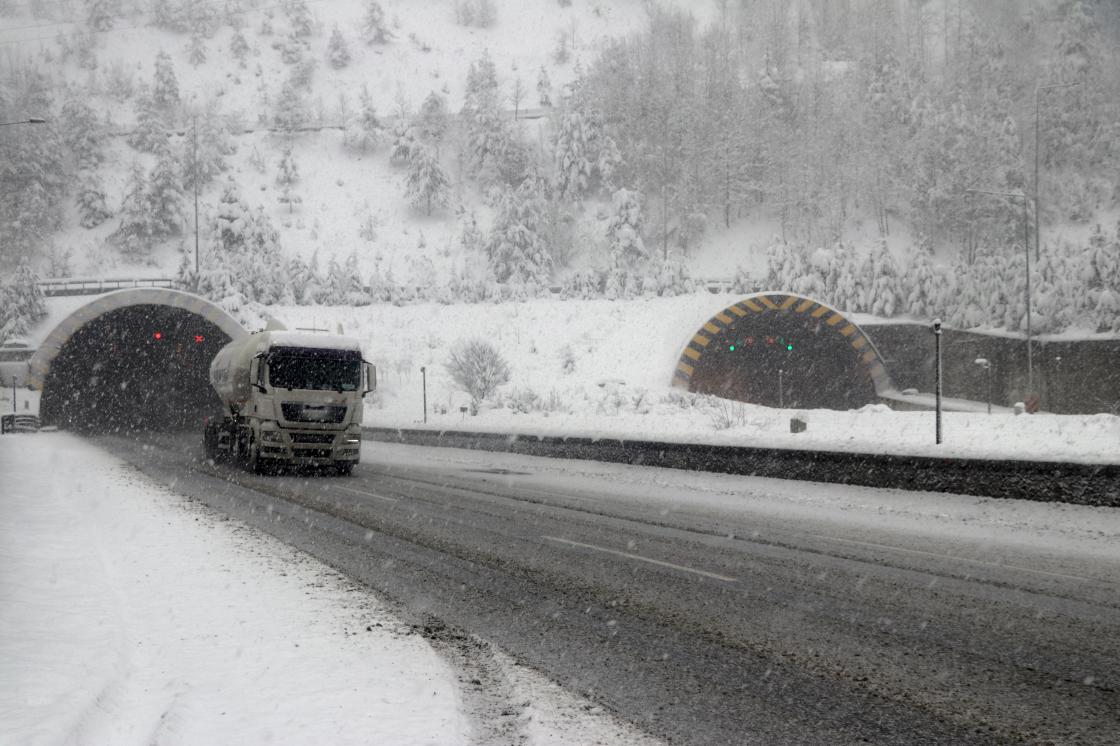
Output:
[[1, 414, 41, 433], [38, 277, 180, 297], [363, 426, 1120, 508]]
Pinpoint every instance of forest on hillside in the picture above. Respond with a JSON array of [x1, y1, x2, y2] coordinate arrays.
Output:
[[1, 0, 1119, 339]]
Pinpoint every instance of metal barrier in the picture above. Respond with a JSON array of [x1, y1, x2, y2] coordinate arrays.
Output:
[[37, 277, 180, 297], [364, 426, 1120, 508], [1, 414, 40, 433]]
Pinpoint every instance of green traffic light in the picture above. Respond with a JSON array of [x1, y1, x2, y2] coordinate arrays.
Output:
[[787, 344, 793, 351], [729, 344, 736, 351]]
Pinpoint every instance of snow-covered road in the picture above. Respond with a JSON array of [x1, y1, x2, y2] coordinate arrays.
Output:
[[0, 432, 658, 746]]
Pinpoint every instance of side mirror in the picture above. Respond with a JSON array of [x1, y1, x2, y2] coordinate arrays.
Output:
[[363, 362, 377, 394], [250, 354, 268, 394]]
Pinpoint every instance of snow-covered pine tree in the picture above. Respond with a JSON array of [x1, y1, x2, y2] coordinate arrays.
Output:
[[460, 50, 512, 184], [288, 0, 313, 37], [184, 2, 218, 38], [276, 146, 302, 212], [416, 91, 449, 149], [553, 96, 620, 204], [485, 176, 552, 285], [231, 30, 250, 68], [362, 0, 393, 44], [181, 108, 235, 193], [343, 85, 381, 151], [60, 94, 104, 171], [604, 187, 647, 297], [272, 80, 306, 134], [86, 0, 117, 31], [863, 240, 901, 318], [903, 248, 939, 320], [188, 33, 207, 66], [111, 162, 154, 260], [152, 50, 179, 111], [0, 258, 47, 339], [128, 86, 168, 153], [327, 24, 351, 68], [389, 117, 416, 165], [146, 141, 186, 239], [76, 171, 112, 228], [150, 0, 184, 32], [406, 145, 449, 216], [537, 65, 552, 107]]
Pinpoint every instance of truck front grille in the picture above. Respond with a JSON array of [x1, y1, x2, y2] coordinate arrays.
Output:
[[289, 432, 336, 444], [295, 447, 334, 459], [282, 403, 347, 423]]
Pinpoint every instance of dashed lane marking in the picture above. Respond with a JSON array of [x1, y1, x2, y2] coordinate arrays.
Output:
[[336, 485, 399, 503], [542, 536, 737, 583]]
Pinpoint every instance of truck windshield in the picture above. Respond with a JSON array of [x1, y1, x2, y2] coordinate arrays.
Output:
[[268, 352, 361, 392]]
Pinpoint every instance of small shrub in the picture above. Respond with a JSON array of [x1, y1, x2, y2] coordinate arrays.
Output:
[[709, 399, 748, 430], [446, 338, 511, 413]]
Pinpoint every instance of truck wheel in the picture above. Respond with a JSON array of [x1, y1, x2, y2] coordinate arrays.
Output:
[[335, 461, 354, 477]]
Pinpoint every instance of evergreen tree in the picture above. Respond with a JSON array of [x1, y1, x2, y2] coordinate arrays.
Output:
[[327, 24, 351, 68], [188, 33, 207, 66], [460, 51, 515, 184], [0, 259, 47, 339], [150, 0, 184, 32], [86, 0, 118, 32], [182, 108, 236, 192], [862, 240, 902, 317], [111, 162, 155, 260], [416, 90, 449, 149], [128, 86, 168, 153], [388, 117, 416, 165], [60, 94, 105, 170], [152, 50, 179, 111], [604, 187, 647, 296], [406, 145, 450, 216], [76, 171, 112, 228], [485, 177, 552, 284], [276, 146, 302, 212], [343, 85, 382, 151], [230, 30, 250, 68], [146, 141, 186, 239], [288, 0, 313, 37], [362, 0, 393, 44], [272, 80, 306, 134], [537, 65, 552, 107]]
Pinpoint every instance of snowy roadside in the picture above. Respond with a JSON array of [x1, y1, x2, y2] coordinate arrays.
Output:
[[0, 433, 661, 746]]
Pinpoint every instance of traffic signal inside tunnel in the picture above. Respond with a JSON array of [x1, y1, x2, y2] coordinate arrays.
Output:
[[686, 306, 878, 410], [40, 304, 230, 432]]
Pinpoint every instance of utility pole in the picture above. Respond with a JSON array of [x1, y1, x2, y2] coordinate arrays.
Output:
[[778, 368, 784, 409], [420, 366, 427, 424], [1034, 82, 1081, 262]]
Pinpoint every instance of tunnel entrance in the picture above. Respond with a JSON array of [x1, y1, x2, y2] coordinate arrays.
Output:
[[676, 294, 892, 410], [40, 304, 231, 432]]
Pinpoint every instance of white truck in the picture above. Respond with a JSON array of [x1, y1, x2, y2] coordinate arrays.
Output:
[[204, 330, 375, 475]]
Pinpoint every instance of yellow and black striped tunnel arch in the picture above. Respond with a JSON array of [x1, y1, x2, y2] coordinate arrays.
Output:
[[674, 293, 893, 410]]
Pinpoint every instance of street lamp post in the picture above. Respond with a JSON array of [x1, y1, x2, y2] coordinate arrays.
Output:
[[420, 366, 427, 424], [974, 358, 992, 415], [778, 368, 784, 409], [1034, 82, 1081, 262], [933, 319, 943, 444], [965, 188, 1033, 394]]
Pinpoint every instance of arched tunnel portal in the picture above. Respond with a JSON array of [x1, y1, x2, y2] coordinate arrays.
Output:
[[673, 293, 893, 410], [31, 289, 247, 432]]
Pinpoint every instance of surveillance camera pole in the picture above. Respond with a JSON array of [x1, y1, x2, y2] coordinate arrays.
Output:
[[778, 368, 784, 409], [420, 366, 427, 424], [932, 319, 943, 444]]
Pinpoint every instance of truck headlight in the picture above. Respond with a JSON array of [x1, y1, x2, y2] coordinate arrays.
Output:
[[344, 435, 361, 444]]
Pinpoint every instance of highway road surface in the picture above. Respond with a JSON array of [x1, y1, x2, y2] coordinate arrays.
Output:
[[98, 431, 1120, 745]]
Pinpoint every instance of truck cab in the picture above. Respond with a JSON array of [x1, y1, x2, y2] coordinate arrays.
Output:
[[205, 331, 375, 475]]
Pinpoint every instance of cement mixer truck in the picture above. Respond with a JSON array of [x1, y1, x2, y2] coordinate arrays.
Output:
[[203, 330, 375, 475]]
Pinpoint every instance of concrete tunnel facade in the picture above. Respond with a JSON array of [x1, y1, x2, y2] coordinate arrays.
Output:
[[674, 292, 894, 410], [30, 289, 248, 432]]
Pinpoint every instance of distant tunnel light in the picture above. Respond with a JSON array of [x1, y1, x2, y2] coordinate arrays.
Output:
[[153, 331, 163, 340]]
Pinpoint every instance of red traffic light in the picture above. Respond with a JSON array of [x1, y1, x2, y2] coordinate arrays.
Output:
[[194, 335, 205, 344], [153, 331, 162, 340]]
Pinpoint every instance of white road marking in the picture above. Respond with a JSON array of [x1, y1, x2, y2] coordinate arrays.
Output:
[[542, 536, 737, 583], [336, 485, 399, 503], [806, 533, 1094, 583]]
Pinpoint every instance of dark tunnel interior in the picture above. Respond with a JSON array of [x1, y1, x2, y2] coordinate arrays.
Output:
[[40, 305, 231, 433], [689, 311, 877, 410]]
